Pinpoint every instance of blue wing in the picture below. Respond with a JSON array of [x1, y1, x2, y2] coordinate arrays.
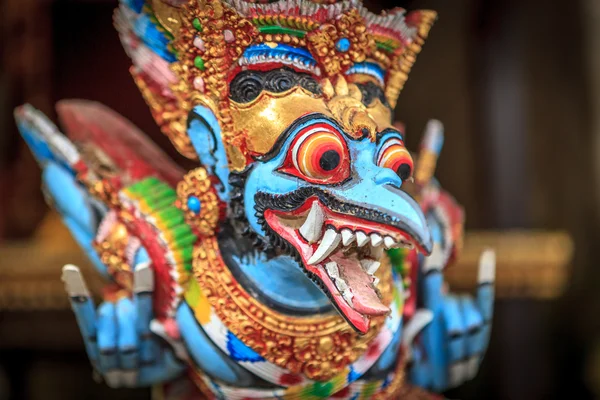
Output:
[[15, 104, 109, 276]]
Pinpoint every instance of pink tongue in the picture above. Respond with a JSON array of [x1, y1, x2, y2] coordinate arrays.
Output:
[[329, 254, 390, 316]]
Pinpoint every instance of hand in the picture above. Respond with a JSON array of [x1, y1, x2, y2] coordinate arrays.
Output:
[[61, 263, 186, 388], [404, 248, 496, 392]]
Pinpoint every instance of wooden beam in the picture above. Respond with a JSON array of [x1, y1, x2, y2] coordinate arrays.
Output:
[[447, 230, 573, 299], [0, 214, 574, 311]]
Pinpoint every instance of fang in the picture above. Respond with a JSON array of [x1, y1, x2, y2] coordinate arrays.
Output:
[[299, 201, 325, 244], [308, 228, 341, 265]]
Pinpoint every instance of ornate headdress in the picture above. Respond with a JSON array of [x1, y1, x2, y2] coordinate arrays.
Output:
[[115, 0, 435, 168]]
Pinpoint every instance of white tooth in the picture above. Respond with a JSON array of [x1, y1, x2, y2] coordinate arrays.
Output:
[[342, 289, 354, 305], [335, 277, 349, 292], [371, 246, 384, 260], [372, 277, 380, 287], [384, 236, 396, 249], [371, 233, 383, 247], [307, 228, 341, 265], [341, 229, 355, 246], [360, 259, 381, 275], [325, 262, 339, 279], [299, 201, 325, 244], [356, 231, 369, 247]]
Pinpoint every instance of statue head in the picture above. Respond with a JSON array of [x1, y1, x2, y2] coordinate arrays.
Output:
[[117, 0, 435, 333]]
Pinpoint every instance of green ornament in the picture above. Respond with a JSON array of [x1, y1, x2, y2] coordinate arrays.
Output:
[[310, 382, 334, 398], [193, 18, 203, 31], [194, 56, 205, 71]]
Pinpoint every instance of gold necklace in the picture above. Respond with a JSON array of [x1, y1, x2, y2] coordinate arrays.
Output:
[[192, 236, 395, 381]]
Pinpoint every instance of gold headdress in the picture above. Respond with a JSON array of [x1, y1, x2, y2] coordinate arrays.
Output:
[[115, 0, 436, 169]]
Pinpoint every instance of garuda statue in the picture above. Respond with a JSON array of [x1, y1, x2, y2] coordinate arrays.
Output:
[[14, 0, 496, 398]]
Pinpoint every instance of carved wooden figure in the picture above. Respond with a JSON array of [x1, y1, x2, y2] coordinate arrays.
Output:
[[14, 0, 495, 398]]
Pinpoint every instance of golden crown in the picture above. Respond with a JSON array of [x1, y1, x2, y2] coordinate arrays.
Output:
[[115, 0, 436, 166]]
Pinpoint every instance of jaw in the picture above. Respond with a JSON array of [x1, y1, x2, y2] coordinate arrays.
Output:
[[262, 196, 426, 334]]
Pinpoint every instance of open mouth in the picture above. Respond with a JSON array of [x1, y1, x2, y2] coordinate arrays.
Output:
[[256, 189, 426, 334]]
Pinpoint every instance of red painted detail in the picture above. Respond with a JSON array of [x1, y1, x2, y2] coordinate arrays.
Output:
[[278, 373, 303, 386], [419, 187, 464, 268], [225, 65, 243, 85], [263, 196, 426, 334], [72, 159, 89, 175], [243, 61, 319, 77], [405, 187, 464, 320], [405, 10, 426, 27], [264, 203, 370, 334], [163, 318, 181, 339], [376, 138, 413, 179], [267, 197, 422, 252], [278, 122, 350, 185], [263, 196, 429, 332], [140, 69, 177, 100], [331, 386, 351, 398], [369, 24, 411, 48], [56, 100, 184, 188], [123, 204, 181, 320], [367, 342, 381, 358]]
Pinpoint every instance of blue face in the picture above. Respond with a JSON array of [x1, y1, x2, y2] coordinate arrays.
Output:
[[234, 113, 433, 333]]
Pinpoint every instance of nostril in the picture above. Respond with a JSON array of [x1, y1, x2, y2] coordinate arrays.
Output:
[[373, 168, 403, 188]]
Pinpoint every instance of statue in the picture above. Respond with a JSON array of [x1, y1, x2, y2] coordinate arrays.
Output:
[[14, 0, 496, 398]]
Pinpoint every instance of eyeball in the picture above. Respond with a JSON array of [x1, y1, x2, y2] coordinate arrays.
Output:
[[292, 125, 349, 182], [377, 138, 413, 180]]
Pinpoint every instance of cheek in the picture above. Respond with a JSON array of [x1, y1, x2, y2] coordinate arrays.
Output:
[[243, 162, 304, 235]]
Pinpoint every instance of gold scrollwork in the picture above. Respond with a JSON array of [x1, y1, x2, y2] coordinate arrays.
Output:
[[385, 10, 437, 109], [94, 219, 134, 292], [307, 9, 376, 76], [176, 167, 223, 237], [192, 236, 394, 381]]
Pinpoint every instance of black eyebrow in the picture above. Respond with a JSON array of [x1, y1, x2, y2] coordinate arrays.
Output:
[[354, 81, 391, 109], [253, 113, 344, 163], [229, 67, 321, 104], [376, 128, 404, 144]]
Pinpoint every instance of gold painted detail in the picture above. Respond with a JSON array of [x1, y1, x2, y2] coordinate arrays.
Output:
[[230, 87, 330, 156], [151, 0, 184, 36], [94, 218, 134, 291], [132, 69, 198, 160], [169, 0, 258, 169], [323, 75, 378, 140], [143, 2, 438, 168], [173, 0, 256, 100], [257, 33, 306, 47], [414, 151, 438, 187], [192, 236, 394, 381], [175, 167, 223, 237], [385, 10, 437, 108], [251, 15, 319, 31], [371, 50, 392, 69], [306, 9, 376, 76]]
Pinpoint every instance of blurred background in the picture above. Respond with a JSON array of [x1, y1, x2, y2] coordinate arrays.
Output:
[[0, 0, 598, 399]]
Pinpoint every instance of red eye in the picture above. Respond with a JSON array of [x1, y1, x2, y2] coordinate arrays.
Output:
[[377, 138, 413, 180], [286, 124, 350, 183]]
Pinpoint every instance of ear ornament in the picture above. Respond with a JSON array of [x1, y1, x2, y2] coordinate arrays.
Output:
[[176, 167, 224, 237]]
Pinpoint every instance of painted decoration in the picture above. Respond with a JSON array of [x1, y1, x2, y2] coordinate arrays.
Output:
[[14, 1, 496, 399]]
